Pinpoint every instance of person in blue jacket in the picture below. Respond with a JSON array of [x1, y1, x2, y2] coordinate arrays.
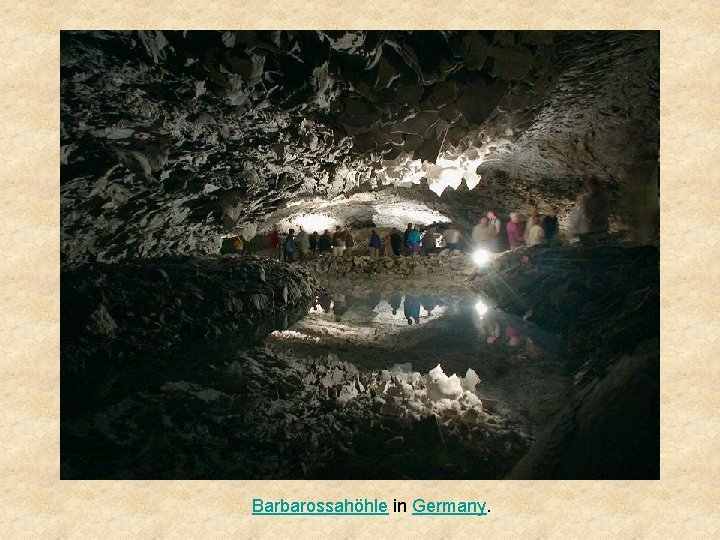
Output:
[[407, 225, 422, 257], [283, 228, 296, 262], [368, 229, 382, 259]]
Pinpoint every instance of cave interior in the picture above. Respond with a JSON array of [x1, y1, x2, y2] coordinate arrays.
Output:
[[60, 30, 659, 480]]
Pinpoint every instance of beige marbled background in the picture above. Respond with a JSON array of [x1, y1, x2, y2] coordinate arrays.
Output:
[[1, 1, 718, 537]]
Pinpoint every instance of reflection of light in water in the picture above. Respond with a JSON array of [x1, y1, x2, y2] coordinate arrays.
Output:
[[475, 299, 488, 317], [472, 249, 491, 266]]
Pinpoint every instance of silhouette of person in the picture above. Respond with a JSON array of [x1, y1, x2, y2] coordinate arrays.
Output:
[[403, 294, 421, 325], [389, 292, 402, 316]]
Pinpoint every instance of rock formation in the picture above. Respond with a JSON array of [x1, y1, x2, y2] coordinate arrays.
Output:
[[61, 31, 658, 266], [60, 30, 660, 480]]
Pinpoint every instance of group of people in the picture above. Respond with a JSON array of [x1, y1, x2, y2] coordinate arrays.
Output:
[[224, 173, 611, 262], [469, 176, 610, 252], [268, 223, 441, 262], [476, 306, 561, 354], [310, 289, 442, 326], [387, 224, 446, 257], [469, 208, 559, 253], [268, 225, 357, 262], [259, 176, 611, 262]]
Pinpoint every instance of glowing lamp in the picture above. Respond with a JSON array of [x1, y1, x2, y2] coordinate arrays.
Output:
[[472, 249, 491, 266], [474, 300, 489, 317]]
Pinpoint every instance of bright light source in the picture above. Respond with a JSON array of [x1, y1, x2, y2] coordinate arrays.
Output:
[[294, 214, 336, 233], [472, 249, 491, 266], [475, 300, 489, 317]]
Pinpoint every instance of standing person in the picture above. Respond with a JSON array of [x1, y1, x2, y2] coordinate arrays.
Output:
[[279, 230, 287, 257], [479, 308, 501, 345], [403, 223, 413, 256], [444, 224, 461, 251], [506, 212, 526, 249], [332, 225, 346, 257], [420, 229, 435, 256], [344, 227, 355, 256], [472, 216, 492, 250], [579, 176, 610, 244], [525, 215, 545, 246], [269, 226, 281, 259], [542, 208, 559, 244], [524, 208, 539, 245], [318, 290, 332, 312], [283, 228, 296, 262], [296, 226, 310, 261], [407, 225, 422, 257], [368, 229, 381, 259], [486, 210, 502, 252], [390, 227, 403, 256], [309, 231, 319, 253], [569, 196, 587, 238], [319, 229, 332, 254], [382, 231, 394, 256]]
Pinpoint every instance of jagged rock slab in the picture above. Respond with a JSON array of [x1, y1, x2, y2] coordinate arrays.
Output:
[[61, 255, 317, 374]]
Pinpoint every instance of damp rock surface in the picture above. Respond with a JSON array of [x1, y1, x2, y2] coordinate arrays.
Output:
[[61, 345, 531, 480], [299, 249, 476, 284], [61, 255, 317, 375]]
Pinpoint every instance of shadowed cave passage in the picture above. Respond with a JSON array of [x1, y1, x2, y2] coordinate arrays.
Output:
[[60, 30, 659, 479]]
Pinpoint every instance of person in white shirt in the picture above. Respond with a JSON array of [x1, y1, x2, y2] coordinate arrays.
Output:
[[444, 225, 462, 251], [525, 215, 545, 246], [524, 208, 539, 244], [486, 210, 502, 252], [472, 216, 492, 249]]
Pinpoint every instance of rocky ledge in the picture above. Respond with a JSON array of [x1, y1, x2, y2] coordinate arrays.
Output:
[[469, 243, 659, 370], [61, 256, 317, 376], [298, 249, 475, 285]]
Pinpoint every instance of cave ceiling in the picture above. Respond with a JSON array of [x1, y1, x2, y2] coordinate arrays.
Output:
[[61, 30, 658, 264]]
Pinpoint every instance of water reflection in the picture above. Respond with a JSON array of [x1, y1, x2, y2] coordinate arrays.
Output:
[[389, 292, 401, 315], [297, 288, 561, 356], [472, 305, 562, 355], [403, 295, 421, 325], [306, 290, 447, 327]]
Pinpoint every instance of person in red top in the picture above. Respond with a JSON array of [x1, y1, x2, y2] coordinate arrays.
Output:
[[506, 212, 526, 249], [268, 227, 281, 259]]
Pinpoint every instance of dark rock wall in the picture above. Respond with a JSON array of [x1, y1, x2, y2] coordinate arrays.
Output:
[[469, 244, 659, 478], [61, 31, 658, 265], [509, 339, 659, 479], [61, 256, 316, 376]]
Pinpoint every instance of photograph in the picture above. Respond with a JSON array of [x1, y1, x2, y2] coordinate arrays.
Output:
[[60, 30, 659, 480]]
